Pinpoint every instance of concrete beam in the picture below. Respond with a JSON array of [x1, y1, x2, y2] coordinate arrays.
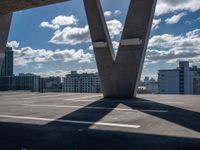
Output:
[[84, 0, 157, 98], [0, 13, 12, 74], [0, 0, 69, 14]]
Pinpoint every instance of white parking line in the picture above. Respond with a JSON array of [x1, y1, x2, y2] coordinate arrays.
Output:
[[63, 95, 103, 101], [135, 101, 184, 104], [23, 93, 79, 100], [1, 93, 40, 98], [0, 114, 140, 129], [23, 104, 168, 113]]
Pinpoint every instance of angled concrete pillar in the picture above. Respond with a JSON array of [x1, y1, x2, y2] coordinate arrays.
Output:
[[0, 13, 12, 74], [84, 0, 157, 98]]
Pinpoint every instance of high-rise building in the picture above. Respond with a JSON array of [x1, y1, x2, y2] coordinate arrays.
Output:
[[63, 71, 101, 93], [179, 61, 190, 94], [0, 46, 41, 92], [158, 61, 200, 95], [0, 47, 14, 91], [0, 47, 13, 76]]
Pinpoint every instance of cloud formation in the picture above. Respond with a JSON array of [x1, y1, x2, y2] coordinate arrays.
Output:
[[8, 41, 92, 67], [40, 15, 78, 29], [7, 41, 20, 48], [104, 10, 122, 18], [50, 26, 90, 45], [34, 68, 98, 77], [156, 0, 200, 16], [146, 29, 200, 65], [50, 19, 123, 45], [40, 22, 59, 30], [152, 18, 162, 30], [165, 12, 187, 24]]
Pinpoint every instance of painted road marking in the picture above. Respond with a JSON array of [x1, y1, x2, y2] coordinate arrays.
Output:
[[24, 95, 103, 104], [22, 93, 79, 100], [0, 93, 40, 98], [0, 114, 140, 129], [0, 92, 65, 98], [134, 101, 184, 104], [62, 95, 103, 101], [23, 104, 168, 113]]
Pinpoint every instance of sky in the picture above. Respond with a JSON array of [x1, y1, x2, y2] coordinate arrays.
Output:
[[7, 0, 200, 80]]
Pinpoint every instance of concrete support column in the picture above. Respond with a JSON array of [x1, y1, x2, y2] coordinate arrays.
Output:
[[84, 0, 157, 98], [0, 13, 12, 74]]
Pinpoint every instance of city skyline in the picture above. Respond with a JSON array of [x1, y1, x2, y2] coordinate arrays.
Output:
[[7, 0, 200, 79]]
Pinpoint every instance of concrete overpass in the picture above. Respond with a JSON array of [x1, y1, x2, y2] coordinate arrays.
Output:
[[0, 0, 157, 98]]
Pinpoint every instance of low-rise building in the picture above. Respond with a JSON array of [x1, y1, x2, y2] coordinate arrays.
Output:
[[63, 71, 101, 93], [13, 73, 40, 92], [138, 77, 159, 94], [40, 76, 62, 92]]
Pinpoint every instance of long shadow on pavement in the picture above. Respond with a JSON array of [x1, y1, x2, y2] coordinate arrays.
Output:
[[0, 121, 199, 150], [0, 97, 199, 149], [48, 97, 200, 132]]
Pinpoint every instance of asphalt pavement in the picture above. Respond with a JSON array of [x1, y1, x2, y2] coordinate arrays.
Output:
[[0, 92, 199, 150]]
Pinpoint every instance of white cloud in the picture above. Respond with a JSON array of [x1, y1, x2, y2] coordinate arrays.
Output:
[[52, 15, 78, 26], [156, 0, 200, 16], [165, 12, 187, 24], [7, 41, 20, 48], [146, 29, 200, 65], [114, 10, 122, 16], [34, 68, 98, 77], [8, 42, 93, 67], [40, 15, 78, 30], [40, 21, 59, 30], [34, 70, 69, 77], [152, 18, 162, 30], [107, 19, 123, 38], [112, 41, 119, 53], [104, 11, 112, 18], [104, 10, 122, 18], [50, 26, 90, 45], [14, 57, 32, 67], [50, 19, 123, 45]]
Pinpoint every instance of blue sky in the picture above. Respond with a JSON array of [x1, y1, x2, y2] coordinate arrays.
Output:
[[7, 0, 200, 79]]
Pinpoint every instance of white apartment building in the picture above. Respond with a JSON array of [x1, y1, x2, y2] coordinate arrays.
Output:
[[63, 71, 101, 93], [158, 61, 200, 95], [139, 77, 159, 94]]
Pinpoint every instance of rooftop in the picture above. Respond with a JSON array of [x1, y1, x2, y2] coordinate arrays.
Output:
[[0, 92, 199, 149]]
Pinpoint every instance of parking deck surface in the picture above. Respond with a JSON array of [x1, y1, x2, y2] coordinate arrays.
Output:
[[0, 92, 199, 150]]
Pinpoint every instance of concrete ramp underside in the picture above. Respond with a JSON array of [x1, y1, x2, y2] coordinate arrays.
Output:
[[0, 0, 68, 14]]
